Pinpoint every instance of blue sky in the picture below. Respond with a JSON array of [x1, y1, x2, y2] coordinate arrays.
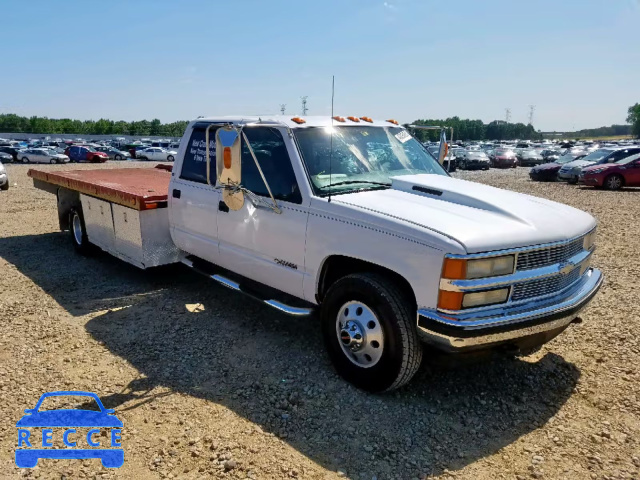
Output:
[[0, 0, 638, 131]]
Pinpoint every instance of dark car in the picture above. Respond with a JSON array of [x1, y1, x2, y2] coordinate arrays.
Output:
[[0, 146, 21, 162], [541, 149, 560, 163], [458, 150, 490, 170], [518, 149, 544, 167], [529, 152, 587, 181]]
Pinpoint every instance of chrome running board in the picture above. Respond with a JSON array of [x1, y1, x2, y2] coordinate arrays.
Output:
[[182, 258, 314, 317]]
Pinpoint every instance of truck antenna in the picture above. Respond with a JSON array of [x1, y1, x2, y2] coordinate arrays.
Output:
[[328, 76, 335, 203]]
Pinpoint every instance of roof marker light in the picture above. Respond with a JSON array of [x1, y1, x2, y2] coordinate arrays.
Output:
[[360, 116, 373, 123], [386, 119, 399, 125], [347, 116, 360, 122], [332, 116, 346, 122], [291, 117, 306, 124]]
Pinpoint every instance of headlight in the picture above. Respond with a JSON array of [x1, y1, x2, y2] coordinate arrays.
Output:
[[462, 288, 510, 308], [442, 255, 515, 280], [583, 229, 596, 251]]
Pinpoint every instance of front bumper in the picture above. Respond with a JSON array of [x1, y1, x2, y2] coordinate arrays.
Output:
[[417, 267, 603, 352], [557, 170, 578, 181], [0, 173, 7, 186], [579, 174, 603, 186]]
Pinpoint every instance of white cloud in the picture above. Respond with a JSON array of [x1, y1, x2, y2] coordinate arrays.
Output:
[[383, 2, 397, 10]]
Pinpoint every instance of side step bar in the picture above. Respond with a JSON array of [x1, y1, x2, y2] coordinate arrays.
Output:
[[181, 258, 314, 317]]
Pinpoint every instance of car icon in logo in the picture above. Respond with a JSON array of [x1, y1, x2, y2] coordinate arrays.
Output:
[[16, 391, 123, 468]]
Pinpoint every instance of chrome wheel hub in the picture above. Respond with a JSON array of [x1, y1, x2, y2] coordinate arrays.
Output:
[[336, 301, 384, 368], [72, 213, 83, 245]]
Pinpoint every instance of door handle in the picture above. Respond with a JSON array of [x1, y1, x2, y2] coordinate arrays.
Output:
[[172, 189, 181, 199], [218, 201, 229, 213]]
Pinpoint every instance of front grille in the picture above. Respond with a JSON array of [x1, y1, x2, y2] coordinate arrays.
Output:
[[516, 237, 584, 270], [511, 267, 581, 301]]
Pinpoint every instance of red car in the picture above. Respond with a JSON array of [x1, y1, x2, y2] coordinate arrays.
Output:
[[580, 153, 640, 190], [64, 145, 109, 163]]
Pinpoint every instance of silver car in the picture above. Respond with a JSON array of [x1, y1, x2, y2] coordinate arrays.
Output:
[[19, 148, 70, 164], [95, 146, 131, 160]]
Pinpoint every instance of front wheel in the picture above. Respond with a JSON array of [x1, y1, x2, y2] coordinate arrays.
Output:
[[21, 157, 29, 163], [321, 273, 423, 392], [50, 158, 57, 164], [604, 174, 623, 190], [115, 154, 122, 160], [568, 177, 578, 185], [167, 155, 175, 162]]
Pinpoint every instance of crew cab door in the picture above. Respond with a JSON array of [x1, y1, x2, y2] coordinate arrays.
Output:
[[169, 123, 221, 264], [215, 126, 308, 299]]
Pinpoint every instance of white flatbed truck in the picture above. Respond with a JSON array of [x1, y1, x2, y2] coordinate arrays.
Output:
[[29, 115, 603, 391]]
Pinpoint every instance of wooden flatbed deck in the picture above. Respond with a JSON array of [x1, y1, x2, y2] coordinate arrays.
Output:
[[28, 166, 172, 211]]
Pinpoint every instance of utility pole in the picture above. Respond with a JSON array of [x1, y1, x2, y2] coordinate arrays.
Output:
[[505, 108, 511, 123], [301, 96, 308, 115], [528, 105, 536, 125], [280, 104, 286, 115]]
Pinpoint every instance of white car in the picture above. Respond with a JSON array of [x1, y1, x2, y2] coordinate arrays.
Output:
[[136, 147, 177, 162], [0, 161, 8, 190], [20, 148, 70, 164]]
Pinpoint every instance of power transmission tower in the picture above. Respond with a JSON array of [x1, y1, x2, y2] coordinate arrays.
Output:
[[301, 96, 308, 115], [528, 105, 536, 125], [280, 104, 286, 115], [505, 108, 511, 123]]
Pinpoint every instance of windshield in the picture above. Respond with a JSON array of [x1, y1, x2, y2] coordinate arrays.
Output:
[[85, 147, 97, 152], [581, 149, 612, 162], [294, 126, 447, 195], [495, 149, 514, 155]]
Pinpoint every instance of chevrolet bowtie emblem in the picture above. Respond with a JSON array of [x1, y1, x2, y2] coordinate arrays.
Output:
[[558, 262, 574, 276]]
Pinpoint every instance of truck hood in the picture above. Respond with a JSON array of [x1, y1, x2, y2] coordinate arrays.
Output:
[[334, 174, 595, 253]]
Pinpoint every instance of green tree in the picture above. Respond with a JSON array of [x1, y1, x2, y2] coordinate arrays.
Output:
[[627, 103, 640, 138]]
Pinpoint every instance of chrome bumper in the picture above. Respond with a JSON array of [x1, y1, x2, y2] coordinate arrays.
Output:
[[417, 267, 603, 351]]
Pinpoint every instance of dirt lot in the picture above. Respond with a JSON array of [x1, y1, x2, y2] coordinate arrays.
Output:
[[0, 162, 638, 480]]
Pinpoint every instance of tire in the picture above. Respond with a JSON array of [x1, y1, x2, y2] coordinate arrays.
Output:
[[167, 155, 175, 162], [604, 174, 623, 191], [21, 157, 29, 163], [1, 182, 8, 191], [50, 158, 57, 164], [115, 154, 122, 160], [320, 273, 423, 392], [567, 178, 578, 185], [69, 208, 92, 255], [139, 156, 148, 161]]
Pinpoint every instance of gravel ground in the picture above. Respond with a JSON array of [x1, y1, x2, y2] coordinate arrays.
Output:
[[0, 162, 638, 480]]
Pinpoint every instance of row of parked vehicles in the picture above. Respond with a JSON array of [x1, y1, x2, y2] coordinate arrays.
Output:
[[530, 145, 640, 190], [0, 139, 180, 164]]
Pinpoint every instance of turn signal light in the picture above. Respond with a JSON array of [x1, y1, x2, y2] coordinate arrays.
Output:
[[291, 117, 306, 124], [438, 290, 464, 310], [360, 116, 373, 123], [442, 258, 467, 280], [223, 147, 232, 169], [332, 116, 346, 122], [347, 116, 360, 122], [386, 119, 399, 125]]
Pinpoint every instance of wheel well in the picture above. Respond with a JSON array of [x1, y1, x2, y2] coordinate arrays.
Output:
[[57, 187, 81, 231], [317, 256, 416, 308]]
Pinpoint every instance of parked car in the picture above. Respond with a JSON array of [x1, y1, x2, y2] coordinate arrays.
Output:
[[0, 152, 13, 164], [19, 148, 70, 164], [95, 146, 131, 160], [541, 149, 560, 163], [0, 146, 21, 162], [518, 149, 544, 167], [458, 150, 490, 170], [490, 148, 518, 168], [136, 147, 177, 162], [0, 161, 8, 190], [558, 147, 640, 184], [65, 145, 109, 163], [529, 152, 587, 182], [579, 153, 640, 190]]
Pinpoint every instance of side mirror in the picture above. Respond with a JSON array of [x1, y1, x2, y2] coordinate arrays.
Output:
[[104, 409, 115, 414], [215, 127, 244, 211]]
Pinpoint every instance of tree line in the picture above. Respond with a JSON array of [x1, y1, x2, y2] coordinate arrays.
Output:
[[0, 114, 189, 137], [408, 117, 542, 142]]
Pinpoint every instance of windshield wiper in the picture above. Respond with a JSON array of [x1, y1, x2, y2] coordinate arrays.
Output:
[[325, 180, 391, 188]]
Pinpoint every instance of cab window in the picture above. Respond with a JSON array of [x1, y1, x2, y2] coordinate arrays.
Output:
[[241, 127, 302, 204], [180, 125, 218, 184]]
